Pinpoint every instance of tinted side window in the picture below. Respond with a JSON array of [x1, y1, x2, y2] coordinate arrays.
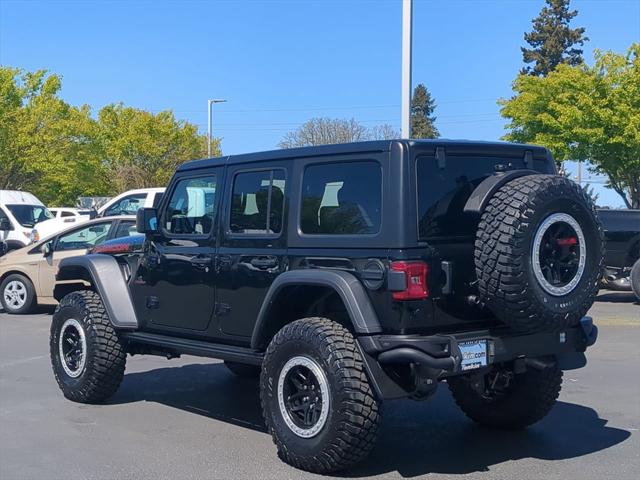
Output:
[[164, 176, 217, 235], [56, 222, 112, 251], [104, 194, 146, 217], [301, 161, 381, 235], [152, 192, 164, 208], [230, 170, 286, 235], [61, 211, 75, 218]]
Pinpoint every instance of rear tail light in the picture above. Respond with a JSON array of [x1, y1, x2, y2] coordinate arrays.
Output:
[[390, 261, 429, 300]]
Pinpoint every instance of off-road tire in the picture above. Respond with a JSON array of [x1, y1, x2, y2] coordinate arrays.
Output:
[[224, 361, 261, 378], [631, 259, 640, 302], [448, 365, 563, 429], [50, 290, 126, 403], [260, 317, 381, 474], [475, 174, 604, 332], [0, 273, 37, 314]]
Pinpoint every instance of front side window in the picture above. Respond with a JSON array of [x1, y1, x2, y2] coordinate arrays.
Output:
[[230, 170, 286, 235], [300, 161, 381, 235], [56, 222, 112, 251], [5, 204, 54, 227], [164, 176, 217, 235], [104, 194, 146, 217]]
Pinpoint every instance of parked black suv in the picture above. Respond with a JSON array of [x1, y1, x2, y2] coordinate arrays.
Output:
[[49, 140, 603, 473]]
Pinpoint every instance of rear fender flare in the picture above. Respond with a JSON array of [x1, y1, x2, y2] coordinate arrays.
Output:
[[55, 254, 138, 329], [250, 269, 382, 350]]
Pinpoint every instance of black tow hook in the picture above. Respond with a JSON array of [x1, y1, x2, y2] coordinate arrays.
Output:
[[377, 347, 457, 371]]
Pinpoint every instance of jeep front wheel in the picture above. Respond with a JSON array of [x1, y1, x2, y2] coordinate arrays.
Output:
[[50, 291, 126, 403], [260, 317, 381, 473]]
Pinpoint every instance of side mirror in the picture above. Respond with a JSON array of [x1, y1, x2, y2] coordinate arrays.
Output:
[[136, 208, 158, 235], [0, 218, 13, 231], [42, 242, 53, 257]]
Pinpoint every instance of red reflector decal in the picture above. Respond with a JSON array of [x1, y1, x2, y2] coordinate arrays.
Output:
[[557, 237, 578, 246]]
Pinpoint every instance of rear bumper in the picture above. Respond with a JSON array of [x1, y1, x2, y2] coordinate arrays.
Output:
[[357, 317, 598, 400]]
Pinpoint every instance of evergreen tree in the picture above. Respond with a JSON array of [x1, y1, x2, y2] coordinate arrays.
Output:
[[522, 0, 588, 76], [410, 83, 439, 139]]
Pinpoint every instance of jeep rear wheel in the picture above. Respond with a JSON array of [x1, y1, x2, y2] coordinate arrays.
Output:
[[50, 291, 126, 403], [448, 364, 563, 429], [475, 175, 604, 333], [260, 317, 381, 473]]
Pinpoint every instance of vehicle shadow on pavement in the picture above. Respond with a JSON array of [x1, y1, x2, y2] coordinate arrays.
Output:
[[109, 363, 631, 478], [110, 362, 267, 432], [342, 393, 632, 478], [597, 290, 638, 304]]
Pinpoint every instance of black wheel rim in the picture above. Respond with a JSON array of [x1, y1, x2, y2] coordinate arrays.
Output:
[[538, 221, 580, 288], [282, 365, 323, 430]]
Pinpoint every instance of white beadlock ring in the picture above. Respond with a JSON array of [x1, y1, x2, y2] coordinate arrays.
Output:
[[59, 318, 87, 378]]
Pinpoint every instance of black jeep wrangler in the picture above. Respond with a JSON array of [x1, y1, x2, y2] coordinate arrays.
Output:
[[49, 140, 603, 473]]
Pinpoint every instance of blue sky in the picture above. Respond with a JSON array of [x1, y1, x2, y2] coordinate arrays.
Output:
[[1, 0, 638, 206]]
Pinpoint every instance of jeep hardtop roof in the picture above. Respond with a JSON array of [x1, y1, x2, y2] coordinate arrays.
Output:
[[178, 139, 551, 172]]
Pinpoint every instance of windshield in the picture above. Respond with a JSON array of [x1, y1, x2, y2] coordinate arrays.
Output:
[[6, 204, 54, 228]]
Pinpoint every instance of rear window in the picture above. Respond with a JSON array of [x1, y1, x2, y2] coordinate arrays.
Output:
[[416, 155, 551, 239]]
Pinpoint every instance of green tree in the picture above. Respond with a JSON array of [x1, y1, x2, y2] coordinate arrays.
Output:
[[522, 0, 588, 76], [501, 44, 640, 208], [97, 104, 219, 193], [411, 83, 439, 139], [0, 68, 107, 205]]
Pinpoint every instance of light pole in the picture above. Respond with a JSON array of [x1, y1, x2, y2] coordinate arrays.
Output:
[[207, 99, 227, 157], [401, 0, 413, 139]]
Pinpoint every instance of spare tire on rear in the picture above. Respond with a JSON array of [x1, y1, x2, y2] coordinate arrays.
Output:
[[475, 174, 604, 333]]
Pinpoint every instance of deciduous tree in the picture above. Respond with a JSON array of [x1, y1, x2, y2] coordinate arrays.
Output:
[[501, 44, 640, 208], [97, 104, 216, 192]]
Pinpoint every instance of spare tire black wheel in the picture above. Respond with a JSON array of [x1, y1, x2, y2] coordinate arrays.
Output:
[[475, 174, 604, 333]]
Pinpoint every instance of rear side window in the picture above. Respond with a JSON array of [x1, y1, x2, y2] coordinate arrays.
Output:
[[300, 161, 381, 235], [416, 155, 550, 239], [230, 170, 286, 235]]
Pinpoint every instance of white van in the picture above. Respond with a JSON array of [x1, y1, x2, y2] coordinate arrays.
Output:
[[0, 191, 54, 252]]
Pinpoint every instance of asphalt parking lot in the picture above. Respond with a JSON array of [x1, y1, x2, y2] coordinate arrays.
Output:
[[1, 291, 638, 480]]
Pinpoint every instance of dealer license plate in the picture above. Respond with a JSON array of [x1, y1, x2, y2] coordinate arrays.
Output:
[[459, 340, 488, 371]]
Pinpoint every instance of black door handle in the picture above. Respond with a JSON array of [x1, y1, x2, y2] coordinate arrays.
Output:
[[250, 257, 277, 269]]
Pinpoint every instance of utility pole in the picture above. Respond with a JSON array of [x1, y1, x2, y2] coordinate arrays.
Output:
[[207, 99, 227, 157], [401, 0, 413, 139]]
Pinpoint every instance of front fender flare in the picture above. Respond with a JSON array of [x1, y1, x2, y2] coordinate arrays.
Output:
[[56, 254, 138, 329], [250, 269, 382, 350]]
